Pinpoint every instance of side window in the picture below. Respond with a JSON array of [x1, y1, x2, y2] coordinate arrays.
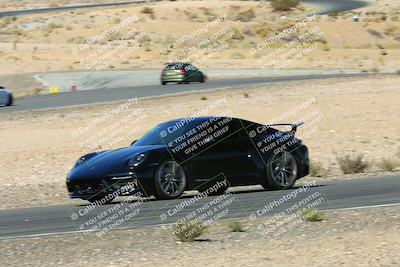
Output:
[[184, 64, 197, 72]]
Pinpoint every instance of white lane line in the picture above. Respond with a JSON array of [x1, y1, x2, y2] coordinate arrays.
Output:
[[1, 202, 400, 240], [321, 202, 400, 211]]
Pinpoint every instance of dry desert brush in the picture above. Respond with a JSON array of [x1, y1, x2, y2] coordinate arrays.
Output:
[[228, 221, 244, 232], [309, 161, 326, 177], [271, 0, 300, 11], [336, 154, 369, 174], [299, 208, 325, 222], [377, 158, 398, 172], [172, 221, 206, 242]]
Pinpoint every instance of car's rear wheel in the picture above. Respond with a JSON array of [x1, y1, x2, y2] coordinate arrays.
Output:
[[154, 160, 187, 199], [262, 151, 298, 190], [6, 94, 13, 106]]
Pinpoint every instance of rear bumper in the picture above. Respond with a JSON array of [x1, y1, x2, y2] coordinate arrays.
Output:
[[161, 75, 185, 83], [295, 144, 310, 179]]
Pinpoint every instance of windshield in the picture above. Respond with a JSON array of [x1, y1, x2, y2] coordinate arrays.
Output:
[[164, 63, 186, 70], [134, 128, 163, 146], [134, 120, 199, 146]]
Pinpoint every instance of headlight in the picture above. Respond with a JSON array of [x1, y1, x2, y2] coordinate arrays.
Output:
[[74, 157, 86, 167], [129, 152, 148, 168]]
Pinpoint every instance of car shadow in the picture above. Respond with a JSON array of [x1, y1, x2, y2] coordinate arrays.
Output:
[[75, 183, 326, 207]]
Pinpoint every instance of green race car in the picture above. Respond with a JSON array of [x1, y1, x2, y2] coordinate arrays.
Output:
[[161, 62, 206, 85]]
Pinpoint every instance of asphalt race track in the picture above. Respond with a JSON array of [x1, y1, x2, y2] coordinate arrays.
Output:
[[0, 175, 399, 239], [1, 73, 365, 113], [0, 0, 369, 18]]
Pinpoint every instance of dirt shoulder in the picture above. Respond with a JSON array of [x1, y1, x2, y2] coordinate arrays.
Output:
[[0, 75, 399, 210], [1, 205, 399, 266], [0, 0, 399, 77]]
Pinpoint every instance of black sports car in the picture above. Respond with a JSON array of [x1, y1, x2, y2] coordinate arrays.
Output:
[[67, 117, 309, 203]]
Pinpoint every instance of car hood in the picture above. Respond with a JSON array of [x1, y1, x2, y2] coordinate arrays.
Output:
[[68, 145, 163, 180]]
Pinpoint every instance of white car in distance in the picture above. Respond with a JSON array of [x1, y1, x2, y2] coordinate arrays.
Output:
[[0, 86, 13, 106]]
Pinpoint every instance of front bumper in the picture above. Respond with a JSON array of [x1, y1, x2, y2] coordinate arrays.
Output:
[[67, 175, 138, 199], [66, 164, 159, 199]]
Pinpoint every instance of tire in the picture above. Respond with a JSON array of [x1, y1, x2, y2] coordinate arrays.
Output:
[[6, 94, 13, 106], [200, 75, 205, 83], [154, 160, 187, 200], [161, 81, 167, 85], [261, 151, 298, 190], [198, 179, 228, 196]]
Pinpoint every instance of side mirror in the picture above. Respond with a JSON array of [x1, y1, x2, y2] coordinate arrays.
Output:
[[130, 140, 137, 146]]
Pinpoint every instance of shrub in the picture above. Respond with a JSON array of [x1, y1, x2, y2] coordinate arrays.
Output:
[[33, 87, 43, 95], [271, 0, 300, 11], [47, 23, 62, 29], [320, 43, 330, 51], [141, 7, 154, 14], [228, 221, 244, 232], [241, 25, 254, 36], [172, 222, 205, 242], [231, 27, 245, 40], [231, 52, 244, 59], [371, 67, 379, 73], [309, 161, 326, 177], [255, 27, 270, 38], [367, 28, 383, 38], [336, 154, 369, 174], [299, 208, 325, 222], [328, 11, 339, 18], [235, 8, 256, 22], [384, 25, 399, 35], [377, 158, 398, 172]]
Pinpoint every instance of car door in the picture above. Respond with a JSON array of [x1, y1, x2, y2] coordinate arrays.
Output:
[[215, 120, 261, 186], [188, 118, 260, 186]]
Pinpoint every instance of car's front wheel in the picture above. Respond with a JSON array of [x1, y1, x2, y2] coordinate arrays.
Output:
[[262, 151, 298, 190], [154, 160, 187, 199]]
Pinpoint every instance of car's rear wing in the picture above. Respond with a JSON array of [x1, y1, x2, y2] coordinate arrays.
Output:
[[267, 122, 304, 134]]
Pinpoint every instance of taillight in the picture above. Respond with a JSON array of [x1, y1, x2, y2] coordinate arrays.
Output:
[[179, 69, 185, 75], [161, 70, 165, 76]]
